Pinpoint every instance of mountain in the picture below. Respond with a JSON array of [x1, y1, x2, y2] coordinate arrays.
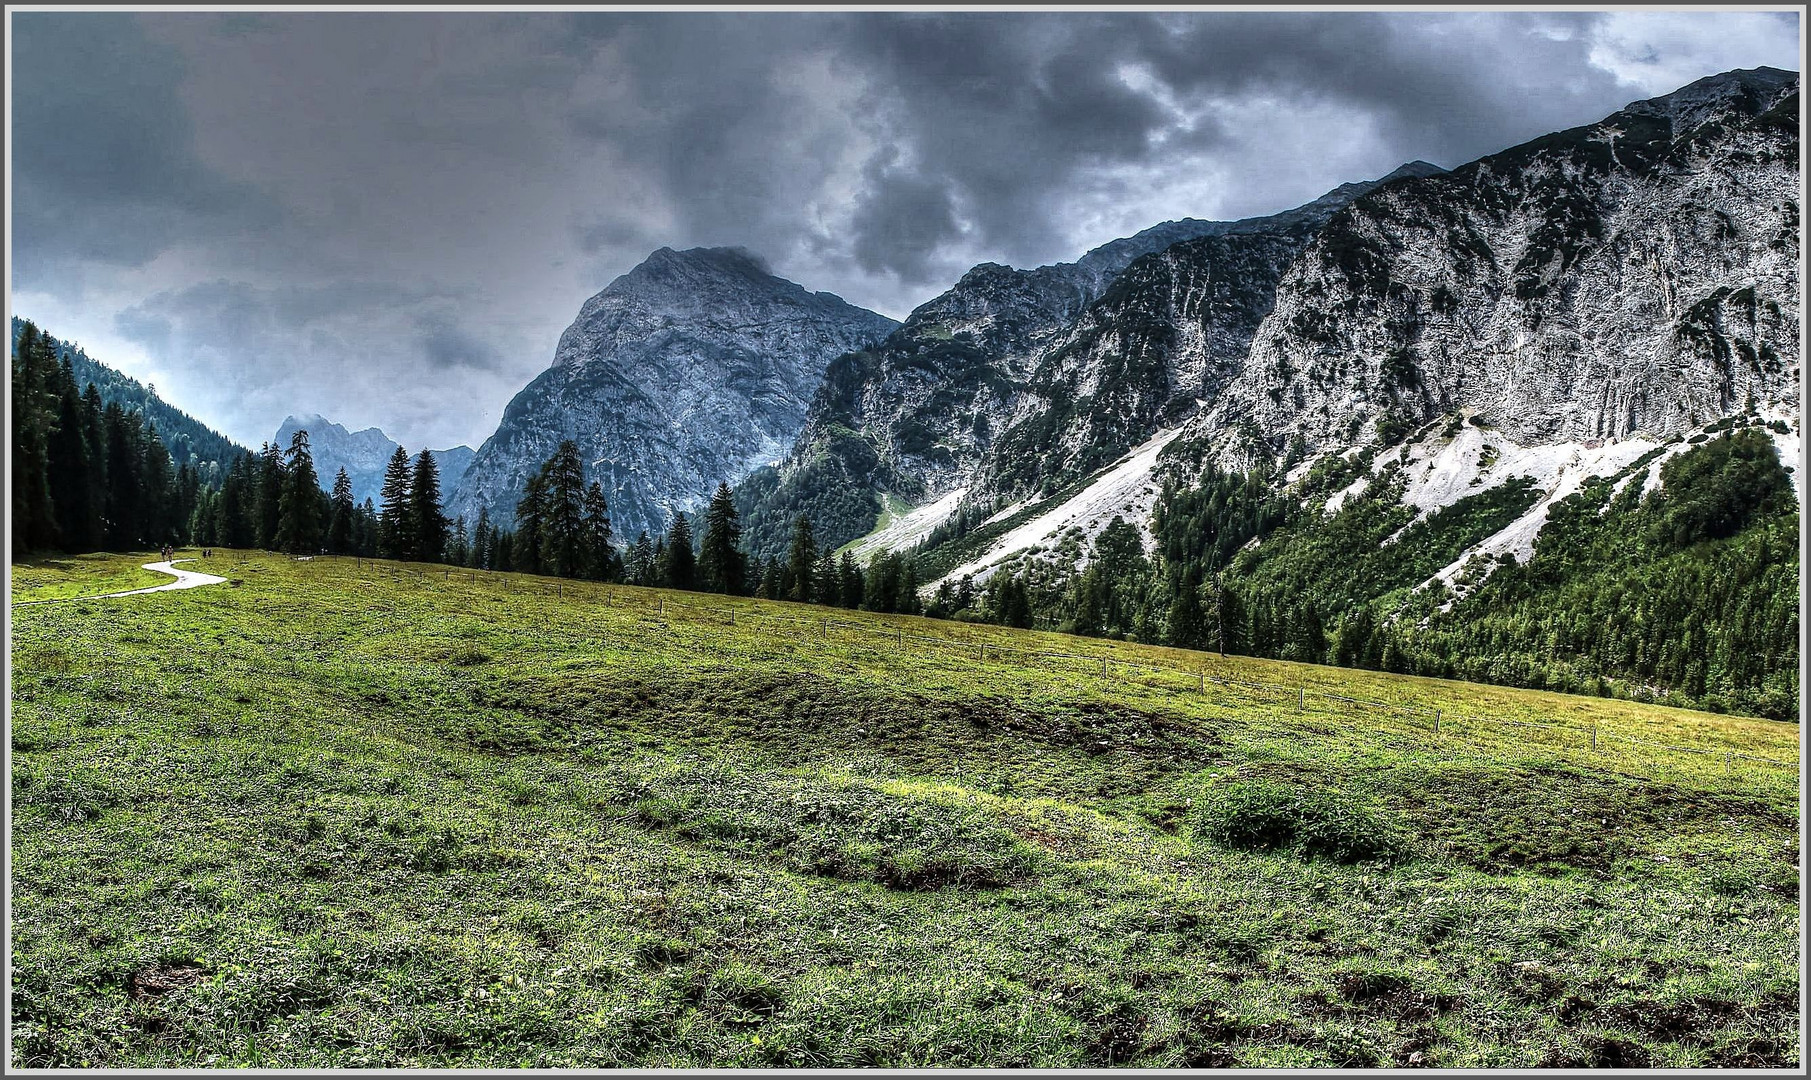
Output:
[[833, 66, 1798, 718], [273, 413, 475, 507], [447, 247, 898, 542], [10, 316, 251, 478], [736, 160, 1450, 560]]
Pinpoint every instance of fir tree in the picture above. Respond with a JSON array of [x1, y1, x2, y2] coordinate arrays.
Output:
[[838, 552, 864, 610], [326, 468, 355, 554], [660, 512, 696, 590], [377, 446, 414, 560], [582, 482, 618, 581], [410, 449, 448, 563], [539, 441, 587, 577], [514, 471, 549, 575], [785, 515, 816, 602], [275, 429, 323, 554], [256, 441, 285, 549], [697, 482, 746, 595], [10, 322, 59, 553]]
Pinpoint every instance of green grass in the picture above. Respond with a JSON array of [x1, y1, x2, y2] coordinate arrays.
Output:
[[8, 551, 1801, 1068], [10, 552, 180, 602]]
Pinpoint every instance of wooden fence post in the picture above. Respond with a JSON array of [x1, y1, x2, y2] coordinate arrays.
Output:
[[1198, 670, 1204, 693], [1591, 723, 1598, 752], [1434, 708, 1441, 735], [1298, 687, 1305, 712]]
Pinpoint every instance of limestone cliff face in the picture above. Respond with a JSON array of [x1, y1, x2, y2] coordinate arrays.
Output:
[[1188, 68, 1800, 470], [448, 247, 895, 541]]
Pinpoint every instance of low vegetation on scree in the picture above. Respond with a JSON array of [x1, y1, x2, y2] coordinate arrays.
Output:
[[8, 551, 1802, 1068]]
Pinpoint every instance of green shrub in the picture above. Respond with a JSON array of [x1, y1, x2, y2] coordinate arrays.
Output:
[[1193, 779, 1403, 865]]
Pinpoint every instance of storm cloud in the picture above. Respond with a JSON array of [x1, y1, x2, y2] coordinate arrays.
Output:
[[7, 9, 1799, 451]]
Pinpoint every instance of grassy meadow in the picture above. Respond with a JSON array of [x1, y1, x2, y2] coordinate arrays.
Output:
[[7, 550, 1802, 1068]]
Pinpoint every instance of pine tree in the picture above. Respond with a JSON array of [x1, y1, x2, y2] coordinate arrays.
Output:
[[785, 515, 816, 602], [582, 481, 618, 581], [326, 468, 355, 554], [758, 556, 784, 600], [274, 429, 323, 554], [661, 512, 696, 590], [377, 446, 414, 560], [410, 449, 448, 563], [697, 482, 746, 596]]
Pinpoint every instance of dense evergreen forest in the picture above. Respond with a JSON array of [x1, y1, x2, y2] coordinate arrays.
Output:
[[922, 423, 1799, 720]]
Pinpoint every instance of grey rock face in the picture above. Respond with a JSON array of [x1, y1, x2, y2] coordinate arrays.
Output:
[[1189, 67, 1800, 469], [743, 161, 1449, 556], [449, 247, 897, 542], [274, 412, 473, 506]]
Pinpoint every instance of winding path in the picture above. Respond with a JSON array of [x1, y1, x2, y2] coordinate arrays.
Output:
[[14, 559, 229, 606]]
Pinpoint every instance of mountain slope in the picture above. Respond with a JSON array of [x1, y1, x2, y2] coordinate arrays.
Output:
[[273, 413, 473, 507], [449, 247, 897, 541], [738, 162, 1449, 560], [10, 316, 251, 478]]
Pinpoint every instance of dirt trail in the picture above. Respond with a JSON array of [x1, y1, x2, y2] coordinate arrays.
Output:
[[13, 559, 229, 606]]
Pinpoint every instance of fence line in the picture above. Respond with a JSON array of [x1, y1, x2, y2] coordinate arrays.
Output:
[[312, 555, 1801, 780]]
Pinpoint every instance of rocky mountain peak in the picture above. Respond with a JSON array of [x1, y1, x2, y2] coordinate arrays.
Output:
[[1622, 66, 1797, 132]]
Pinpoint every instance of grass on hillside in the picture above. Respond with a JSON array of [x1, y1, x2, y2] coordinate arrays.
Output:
[[8, 551, 1802, 1068], [9, 553, 178, 603]]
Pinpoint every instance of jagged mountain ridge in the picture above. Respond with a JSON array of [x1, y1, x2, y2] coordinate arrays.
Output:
[[1189, 66, 1800, 469], [737, 160, 1451, 559], [447, 247, 898, 541], [273, 413, 474, 507], [914, 67, 1800, 589]]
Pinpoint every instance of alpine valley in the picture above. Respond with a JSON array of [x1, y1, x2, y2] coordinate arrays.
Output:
[[15, 68, 1800, 720]]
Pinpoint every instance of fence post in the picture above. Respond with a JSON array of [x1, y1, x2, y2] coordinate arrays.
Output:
[[659, 596, 665, 616], [821, 618, 827, 637], [1433, 708, 1441, 735], [1591, 723, 1598, 752], [1198, 670, 1204, 693], [1298, 687, 1305, 712], [1102, 657, 1109, 677], [895, 628, 902, 647]]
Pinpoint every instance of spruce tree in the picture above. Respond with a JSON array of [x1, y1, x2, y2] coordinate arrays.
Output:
[[758, 556, 784, 600], [449, 515, 469, 567], [838, 552, 863, 610], [102, 403, 144, 549], [47, 359, 101, 551], [896, 559, 921, 615], [377, 446, 414, 560], [276, 429, 323, 554], [785, 515, 816, 602], [514, 472, 549, 574], [661, 512, 696, 590], [472, 507, 493, 569], [582, 481, 618, 581], [697, 482, 746, 595], [256, 441, 285, 549], [409, 449, 448, 563], [540, 441, 587, 577], [626, 531, 655, 586], [813, 550, 838, 605], [326, 468, 355, 554], [9, 322, 59, 553]]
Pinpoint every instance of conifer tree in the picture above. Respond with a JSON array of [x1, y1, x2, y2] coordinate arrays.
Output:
[[449, 515, 469, 567], [785, 515, 816, 602], [539, 441, 587, 577], [626, 531, 656, 586], [514, 471, 549, 575], [582, 481, 618, 581], [10, 322, 60, 553], [377, 446, 414, 560], [275, 429, 323, 554], [838, 552, 863, 610], [472, 507, 493, 568], [326, 468, 355, 554], [102, 403, 144, 549], [410, 449, 448, 563], [256, 441, 285, 549], [660, 512, 696, 590], [697, 482, 746, 595], [758, 556, 784, 600], [813, 549, 838, 605]]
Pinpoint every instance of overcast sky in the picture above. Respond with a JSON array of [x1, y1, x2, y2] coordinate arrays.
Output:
[[8, 9, 1801, 452]]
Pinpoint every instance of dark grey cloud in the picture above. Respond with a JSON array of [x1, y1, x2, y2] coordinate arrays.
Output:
[[7, 10, 1798, 451]]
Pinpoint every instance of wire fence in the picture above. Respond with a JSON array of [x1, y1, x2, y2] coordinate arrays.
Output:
[[315, 555, 1802, 784]]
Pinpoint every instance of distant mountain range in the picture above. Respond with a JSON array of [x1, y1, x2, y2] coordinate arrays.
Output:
[[273, 413, 474, 508]]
